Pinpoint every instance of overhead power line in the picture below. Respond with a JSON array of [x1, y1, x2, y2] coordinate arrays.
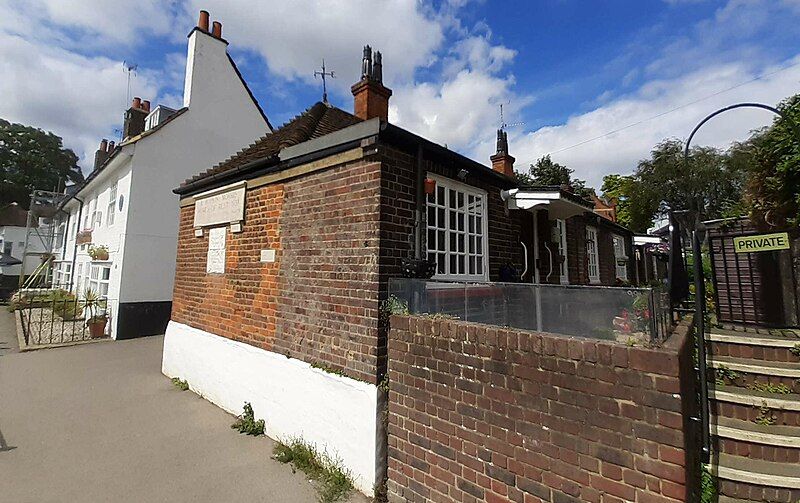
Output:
[[515, 58, 800, 166]]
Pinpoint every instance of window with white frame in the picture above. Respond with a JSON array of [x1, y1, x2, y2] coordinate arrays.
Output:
[[76, 263, 83, 294], [206, 227, 227, 274], [61, 263, 72, 288], [426, 176, 488, 280], [612, 234, 628, 281], [586, 226, 600, 284], [88, 264, 111, 297], [107, 182, 117, 226], [84, 198, 95, 229], [552, 219, 569, 284]]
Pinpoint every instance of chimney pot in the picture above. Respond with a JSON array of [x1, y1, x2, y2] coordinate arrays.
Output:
[[198, 10, 210, 31], [142, 100, 151, 112], [99, 139, 108, 151], [352, 45, 392, 122], [490, 129, 515, 177], [107, 141, 115, 152], [132, 97, 142, 109], [212, 21, 222, 38]]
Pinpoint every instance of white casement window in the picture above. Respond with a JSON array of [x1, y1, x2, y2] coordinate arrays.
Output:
[[61, 263, 72, 288], [206, 227, 227, 274], [89, 264, 111, 298], [426, 175, 488, 281], [552, 219, 569, 284], [586, 226, 600, 284], [83, 198, 94, 229], [612, 234, 628, 281], [107, 182, 117, 227]]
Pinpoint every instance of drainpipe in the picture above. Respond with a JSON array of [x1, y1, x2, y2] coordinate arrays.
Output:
[[414, 144, 425, 259], [69, 196, 84, 293], [532, 210, 543, 331]]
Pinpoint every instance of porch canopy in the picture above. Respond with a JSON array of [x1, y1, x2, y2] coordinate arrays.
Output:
[[501, 186, 593, 218]]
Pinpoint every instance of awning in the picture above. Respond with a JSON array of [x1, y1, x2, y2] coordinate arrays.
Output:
[[502, 188, 591, 220]]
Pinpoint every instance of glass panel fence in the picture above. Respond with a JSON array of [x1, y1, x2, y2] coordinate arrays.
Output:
[[388, 278, 672, 344]]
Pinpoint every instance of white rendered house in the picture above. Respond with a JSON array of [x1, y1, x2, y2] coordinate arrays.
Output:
[[52, 11, 270, 339]]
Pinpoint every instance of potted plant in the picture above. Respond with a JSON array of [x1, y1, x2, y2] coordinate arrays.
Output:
[[88, 244, 109, 261], [83, 288, 108, 338]]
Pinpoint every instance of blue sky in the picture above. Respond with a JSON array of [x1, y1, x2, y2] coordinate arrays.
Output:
[[1, 0, 799, 187]]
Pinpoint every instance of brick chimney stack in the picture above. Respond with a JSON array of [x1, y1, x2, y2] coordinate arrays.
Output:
[[123, 96, 148, 139], [490, 129, 515, 177], [351, 45, 392, 121], [93, 138, 116, 171]]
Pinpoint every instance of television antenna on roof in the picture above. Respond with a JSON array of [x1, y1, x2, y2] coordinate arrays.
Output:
[[499, 102, 524, 131], [122, 61, 138, 104], [314, 59, 335, 104]]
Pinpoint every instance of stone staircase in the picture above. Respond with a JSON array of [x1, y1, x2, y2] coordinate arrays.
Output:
[[707, 327, 800, 502]]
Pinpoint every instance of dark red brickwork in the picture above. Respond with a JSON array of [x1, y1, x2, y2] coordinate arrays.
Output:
[[718, 479, 800, 502], [387, 315, 698, 503], [172, 159, 384, 384]]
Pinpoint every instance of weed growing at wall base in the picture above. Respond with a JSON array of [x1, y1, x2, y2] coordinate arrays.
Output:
[[171, 377, 189, 391], [231, 402, 265, 436], [273, 438, 353, 503], [700, 464, 717, 503]]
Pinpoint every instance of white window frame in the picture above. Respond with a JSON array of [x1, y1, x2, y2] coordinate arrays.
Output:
[[612, 234, 628, 281], [553, 219, 569, 284], [88, 263, 111, 298], [425, 174, 489, 282], [107, 182, 117, 227], [206, 226, 227, 274], [75, 263, 83, 294], [586, 226, 600, 284]]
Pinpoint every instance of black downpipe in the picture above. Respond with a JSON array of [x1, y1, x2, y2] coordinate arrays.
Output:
[[414, 144, 425, 259], [69, 197, 84, 293]]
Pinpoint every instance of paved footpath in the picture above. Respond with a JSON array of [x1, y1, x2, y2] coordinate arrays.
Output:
[[0, 327, 366, 503]]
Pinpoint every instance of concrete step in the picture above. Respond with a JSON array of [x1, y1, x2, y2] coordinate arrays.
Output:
[[710, 387, 800, 411], [707, 330, 800, 348], [712, 416, 800, 449], [710, 356, 800, 379], [711, 452, 800, 489]]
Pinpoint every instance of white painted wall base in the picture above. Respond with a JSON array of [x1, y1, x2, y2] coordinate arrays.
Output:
[[162, 321, 379, 494]]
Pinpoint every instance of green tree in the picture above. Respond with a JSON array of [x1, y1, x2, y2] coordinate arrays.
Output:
[[0, 118, 83, 209], [600, 174, 659, 233], [515, 155, 593, 198], [738, 94, 800, 228]]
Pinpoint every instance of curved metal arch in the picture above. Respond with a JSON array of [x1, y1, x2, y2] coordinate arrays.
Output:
[[683, 102, 800, 163]]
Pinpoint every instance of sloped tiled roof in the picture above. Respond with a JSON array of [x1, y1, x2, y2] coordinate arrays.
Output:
[[0, 202, 30, 227], [180, 102, 362, 189]]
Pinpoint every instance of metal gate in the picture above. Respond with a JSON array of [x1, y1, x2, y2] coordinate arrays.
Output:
[[708, 220, 795, 326]]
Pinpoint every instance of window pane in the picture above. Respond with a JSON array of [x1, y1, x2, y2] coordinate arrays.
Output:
[[427, 205, 435, 225], [437, 208, 445, 226], [437, 254, 446, 274], [457, 212, 464, 232], [427, 229, 436, 250], [449, 254, 456, 275], [457, 255, 464, 274], [477, 257, 483, 275], [437, 186, 445, 205], [437, 230, 446, 251], [449, 189, 456, 209]]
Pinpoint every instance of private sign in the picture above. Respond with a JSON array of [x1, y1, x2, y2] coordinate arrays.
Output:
[[733, 232, 790, 253]]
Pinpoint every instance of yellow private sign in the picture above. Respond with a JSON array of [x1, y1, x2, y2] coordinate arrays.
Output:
[[733, 232, 791, 253]]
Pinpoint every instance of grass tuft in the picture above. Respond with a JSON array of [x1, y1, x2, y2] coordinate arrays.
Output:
[[274, 438, 354, 503]]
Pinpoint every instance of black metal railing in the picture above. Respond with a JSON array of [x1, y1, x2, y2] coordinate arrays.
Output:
[[12, 291, 112, 346]]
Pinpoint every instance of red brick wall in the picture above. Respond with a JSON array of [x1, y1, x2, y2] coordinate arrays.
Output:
[[387, 316, 698, 503], [171, 159, 383, 383]]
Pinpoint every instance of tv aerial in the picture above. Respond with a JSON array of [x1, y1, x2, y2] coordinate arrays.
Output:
[[499, 102, 524, 131], [122, 61, 139, 104]]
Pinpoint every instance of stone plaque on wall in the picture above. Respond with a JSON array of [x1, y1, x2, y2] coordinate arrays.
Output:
[[193, 182, 246, 228]]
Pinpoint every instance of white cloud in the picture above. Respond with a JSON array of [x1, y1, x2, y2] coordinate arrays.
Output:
[[180, 0, 445, 90], [502, 57, 800, 188], [0, 32, 161, 172]]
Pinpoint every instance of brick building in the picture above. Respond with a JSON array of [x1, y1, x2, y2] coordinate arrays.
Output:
[[162, 47, 636, 493]]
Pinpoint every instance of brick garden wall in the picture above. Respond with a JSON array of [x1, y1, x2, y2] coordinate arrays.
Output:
[[387, 315, 698, 503]]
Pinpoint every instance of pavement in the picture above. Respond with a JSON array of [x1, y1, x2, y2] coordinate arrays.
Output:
[[0, 309, 19, 356], [0, 327, 368, 503]]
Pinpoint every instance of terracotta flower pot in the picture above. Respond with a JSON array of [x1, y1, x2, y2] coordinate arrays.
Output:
[[88, 319, 107, 338]]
